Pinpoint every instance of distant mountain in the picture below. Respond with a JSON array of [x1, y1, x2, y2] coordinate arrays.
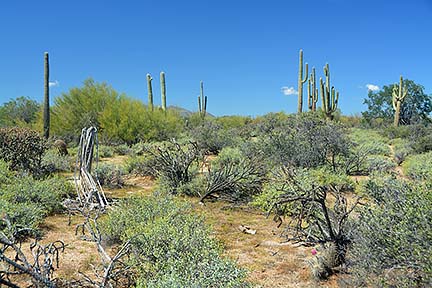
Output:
[[168, 106, 214, 118]]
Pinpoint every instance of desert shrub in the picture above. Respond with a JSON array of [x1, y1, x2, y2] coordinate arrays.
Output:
[[0, 127, 47, 174], [94, 163, 125, 188], [260, 166, 356, 279], [101, 196, 249, 287], [41, 149, 71, 173], [402, 151, 432, 181], [0, 199, 44, 235], [125, 155, 158, 177], [98, 145, 114, 158], [0, 176, 74, 215], [143, 141, 203, 195], [113, 144, 132, 155], [256, 113, 350, 169], [188, 120, 240, 154], [380, 124, 412, 140], [0, 160, 15, 186], [409, 126, 432, 154], [201, 147, 267, 203], [390, 138, 412, 165], [348, 128, 390, 156], [365, 155, 396, 174], [348, 177, 432, 287]]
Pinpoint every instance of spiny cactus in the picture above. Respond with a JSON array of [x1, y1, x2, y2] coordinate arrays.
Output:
[[147, 73, 153, 111], [297, 49, 308, 113], [198, 81, 207, 118], [308, 67, 318, 111], [43, 52, 50, 139], [320, 63, 339, 120], [392, 75, 408, 127], [160, 71, 166, 112]]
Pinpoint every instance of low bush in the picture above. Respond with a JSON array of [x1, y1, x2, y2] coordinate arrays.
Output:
[[201, 147, 267, 203], [94, 163, 125, 188], [113, 144, 132, 155], [365, 155, 396, 174], [348, 128, 390, 156], [348, 177, 432, 287], [402, 151, 432, 181], [101, 195, 250, 287], [98, 145, 115, 158], [0, 127, 47, 175], [41, 149, 72, 173]]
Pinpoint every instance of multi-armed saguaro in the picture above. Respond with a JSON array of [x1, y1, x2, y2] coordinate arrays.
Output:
[[297, 49, 308, 113], [43, 52, 50, 139], [307, 67, 318, 111], [320, 63, 339, 120], [160, 71, 167, 112], [392, 75, 408, 127], [147, 73, 153, 111], [198, 81, 207, 118]]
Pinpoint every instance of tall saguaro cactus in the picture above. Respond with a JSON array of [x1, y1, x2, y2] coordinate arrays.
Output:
[[43, 52, 50, 139], [392, 75, 408, 127], [320, 63, 339, 120], [307, 67, 318, 111], [198, 81, 207, 118], [160, 71, 167, 112], [297, 49, 308, 113], [147, 73, 153, 111]]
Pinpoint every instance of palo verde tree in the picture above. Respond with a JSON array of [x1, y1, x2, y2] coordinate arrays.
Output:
[[363, 78, 432, 126], [0, 96, 40, 127]]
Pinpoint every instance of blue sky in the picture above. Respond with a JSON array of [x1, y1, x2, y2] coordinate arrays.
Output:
[[1, 0, 431, 116]]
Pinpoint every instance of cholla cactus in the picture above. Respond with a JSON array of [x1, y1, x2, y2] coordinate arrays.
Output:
[[392, 75, 408, 127]]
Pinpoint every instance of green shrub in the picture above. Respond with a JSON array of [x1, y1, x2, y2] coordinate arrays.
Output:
[[0, 199, 44, 235], [402, 151, 432, 181], [202, 147, 267, 203], [113, 144, 132, 155], [98, 145, 114, 158], [0, 127, 47, 174], [102, 196, 249, 287], [349, 177, 432, 287], [41, 149, 71, 173], [188, 120, 240, 154], [348, 128, 390, 156], [0, 176, 74, 215], [365, 155, 396, 174], [94, 163, 125, 188], [0, 160, 15, 186]]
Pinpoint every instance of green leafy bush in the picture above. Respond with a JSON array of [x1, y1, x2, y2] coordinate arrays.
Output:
[[113, 144, 132, 155], [41, 149, 71, 173], [188, 120, 240, 154], [201, 147, 267, 203], [349, 177, 432, 287], [365, 155, 396, 174], [402, 151, 432, 181], [0, 127, 47, 174], [102, 196, 249, 287], [348, 128, 390, 156], [94, 163, 125, 188], [98, 145, 114, 158]]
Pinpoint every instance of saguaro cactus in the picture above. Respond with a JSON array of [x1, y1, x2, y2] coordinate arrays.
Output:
[[320, 63, 339, 120], [198, 81, 207, 118], [160, 71, 166, 112], [307, 67, 318, 111], [43, 52, 50, 139], [147, 73, 153, 111], [297, 49, 308, 113], [392, 75, 408, 127]]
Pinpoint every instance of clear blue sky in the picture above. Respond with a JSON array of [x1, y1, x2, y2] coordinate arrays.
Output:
[[1, 0, 431, 116]]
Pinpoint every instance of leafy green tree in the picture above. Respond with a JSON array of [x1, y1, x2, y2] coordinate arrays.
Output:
[[362, 79, 432, 126], [51, 78, 120, 140], [0, 96, 40, 127]]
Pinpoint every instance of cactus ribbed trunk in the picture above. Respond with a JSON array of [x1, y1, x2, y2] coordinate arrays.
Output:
[[392, 75, 408, 127], [147, 74, 153, 111], [43, 52, 50, 139], [308, 67, 318, 111], [198, 81, 207, 119], [320, 63, 339, 120], [160, 71, 166, 112], [297, 49, 308, 113]]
